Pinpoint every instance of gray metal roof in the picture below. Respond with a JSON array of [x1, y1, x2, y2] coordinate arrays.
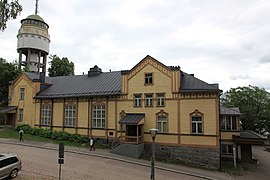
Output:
[[220, 106, 242, 115], [180, 72, 220, 93], [119, 114, 145, 125], [240, 130, 266, 140], [24, 65, 220, 99], [0, 106, 17, 113], [35, 71, 121, 98], [25, 72, 40, 80]]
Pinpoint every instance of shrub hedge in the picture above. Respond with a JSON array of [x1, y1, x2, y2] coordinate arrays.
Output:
[[16, 124, 88, 144]]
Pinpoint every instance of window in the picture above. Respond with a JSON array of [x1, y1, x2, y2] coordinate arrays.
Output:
[[221, 115, 237, 131], [19, 109, 23, 122], [145, 94, 153, 107], [41, 104, 51, 125], [134, 94, 142, 107], [145, 73, 153, 84], [191, 116, 203, 134], [156, 93, 165, 106], [64, 104, 76, 127], [157, 115, 167, 133], [92, 104, 106, 128], [20, 88, 25, 100], [221, 144, 233, 155]]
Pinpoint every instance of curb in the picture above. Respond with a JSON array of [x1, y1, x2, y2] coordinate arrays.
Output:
[[0, 140, 231, 180]]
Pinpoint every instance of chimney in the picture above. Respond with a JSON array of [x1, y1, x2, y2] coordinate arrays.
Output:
[[190, 74, 194, 77], [40, 72, 45, 83], [88, 65, 102, 77]]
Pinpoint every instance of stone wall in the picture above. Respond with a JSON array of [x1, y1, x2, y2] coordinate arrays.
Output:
[[145, 144, 220, 170]]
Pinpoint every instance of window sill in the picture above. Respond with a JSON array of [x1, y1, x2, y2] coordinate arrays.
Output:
[[191, 133, 204, 136], [221, 130, 239, 132], [133, 106, 142, 108], [91, 127, 106, 130], [64, 126, 76, 128]]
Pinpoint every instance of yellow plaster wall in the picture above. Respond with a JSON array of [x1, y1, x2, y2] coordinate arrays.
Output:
[[10, 73, 36, 126], [77, 129, 88, 136], [128, 64, 172, 98], [64, 128, 76, 134], [180, 98, 217, 135], [77, 102, 88, 128], [107, 101, 116, 129], [53, 102, 63, 126], [154, 134, 178, 144], [92, 129, 106, 137], [181, 136, 217, 146], [34, 102, 40, 125], [221, 132, 240, 140]]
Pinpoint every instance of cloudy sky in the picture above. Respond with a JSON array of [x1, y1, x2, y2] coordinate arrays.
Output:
[[1, 0, 270, 92]]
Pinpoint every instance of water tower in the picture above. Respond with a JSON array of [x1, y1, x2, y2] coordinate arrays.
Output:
[[17, 0, 50, 73]]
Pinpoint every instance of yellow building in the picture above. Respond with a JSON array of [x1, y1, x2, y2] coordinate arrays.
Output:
[[2, 55, 223, 169]]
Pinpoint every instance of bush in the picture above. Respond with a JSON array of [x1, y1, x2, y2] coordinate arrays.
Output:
[[16, 124, 31, 133], [15, 124, 89, 144]]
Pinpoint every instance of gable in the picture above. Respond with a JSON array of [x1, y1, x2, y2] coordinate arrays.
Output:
[[11, 72, 35, 90], [127, 55, 172, 80]]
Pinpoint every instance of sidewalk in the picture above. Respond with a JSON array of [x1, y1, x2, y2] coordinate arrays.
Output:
[[0, 138, 233, 180]]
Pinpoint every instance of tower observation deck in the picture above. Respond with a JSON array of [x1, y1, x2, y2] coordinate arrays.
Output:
[[17, 13, 50, 73]]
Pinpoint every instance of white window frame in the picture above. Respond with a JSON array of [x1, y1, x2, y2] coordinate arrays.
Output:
[[20, 88, 25, 100], [145, 73, 153, 84], [134, 94, 142, 107], [18, 108, 24, 122], [157, 115, 167, 133], [145, 94, 153, 107], [191, 116, 203, 134], [156, 93, 165, 107], [92, 104, 106, 128], [221, 115, 237, 131], [221, 144, 233, 155], [64, 104, 76, 127], [41, 104, 51, 125]]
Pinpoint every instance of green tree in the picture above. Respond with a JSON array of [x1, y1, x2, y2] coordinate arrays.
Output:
[[221, 85, 270, 134], [0, 0, 22, 31], [48, 55, 75, 77], [0, 57, 21, 105]]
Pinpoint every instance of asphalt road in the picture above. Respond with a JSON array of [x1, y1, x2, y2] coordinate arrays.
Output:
[[1, 143, 202, 180], [234, 145, 270, 180]]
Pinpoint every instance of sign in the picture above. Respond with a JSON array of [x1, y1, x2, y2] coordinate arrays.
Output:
[[58, 142, 64, 164]]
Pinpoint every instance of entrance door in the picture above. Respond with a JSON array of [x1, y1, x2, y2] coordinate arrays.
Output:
[[126, 125, 142, 143], [6, 114, 14, 126]]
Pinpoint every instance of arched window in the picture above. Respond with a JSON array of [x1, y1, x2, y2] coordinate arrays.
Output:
[[41, 104, 51, 125], [65, 103, 76, 127], [156, 110, 168, 133], [190, 110, 203, 134]]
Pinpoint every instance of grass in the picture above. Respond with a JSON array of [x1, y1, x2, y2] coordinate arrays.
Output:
[[0, 128, 108, 149], [221, 161, 244, 176]]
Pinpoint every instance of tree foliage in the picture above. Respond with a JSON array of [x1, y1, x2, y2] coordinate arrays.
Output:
[[48, 55, 75, 77], [0, 0, 22, 31], [0, 57, 21, 106], [221, 85, 270, 135]]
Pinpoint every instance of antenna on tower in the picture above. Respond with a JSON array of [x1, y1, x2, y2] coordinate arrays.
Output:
[[35, 0, 39, 15]]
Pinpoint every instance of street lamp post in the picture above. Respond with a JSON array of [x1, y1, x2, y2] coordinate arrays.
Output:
[[150, 128, 158, 180]]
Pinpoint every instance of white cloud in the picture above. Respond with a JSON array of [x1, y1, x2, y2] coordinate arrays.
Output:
[[1, 0, 270, 92]]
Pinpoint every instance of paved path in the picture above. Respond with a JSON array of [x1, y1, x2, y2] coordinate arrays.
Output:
[[233, 145, 270, 180], [0, 138, 232, 180]]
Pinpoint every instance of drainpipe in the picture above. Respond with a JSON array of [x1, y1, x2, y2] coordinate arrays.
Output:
[[218, 93, 222, 171]]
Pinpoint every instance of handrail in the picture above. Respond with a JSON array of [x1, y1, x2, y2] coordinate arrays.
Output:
[[111, 135, 122, 149]]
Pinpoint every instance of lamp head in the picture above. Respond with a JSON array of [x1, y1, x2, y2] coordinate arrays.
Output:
[[149, 128, 158, 141]]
